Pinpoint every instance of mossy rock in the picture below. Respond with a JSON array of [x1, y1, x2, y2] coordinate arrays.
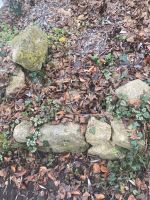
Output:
[[11, 25, 48, 71]]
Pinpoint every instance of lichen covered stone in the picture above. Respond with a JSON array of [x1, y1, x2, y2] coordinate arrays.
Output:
[[39, 122, 88, 153], [88, 141, 125, 160], [6, 68, 25, 96], [115, 79, 150, 101], [85, 117, 111, 145], [13, 121, 33, 143], [11, 25, 48, 71]]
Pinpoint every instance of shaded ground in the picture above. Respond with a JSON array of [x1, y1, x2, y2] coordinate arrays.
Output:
[[0, 0, 150, 199]]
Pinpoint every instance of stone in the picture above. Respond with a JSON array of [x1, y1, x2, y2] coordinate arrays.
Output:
[[6, 68, 25, 96], [115, 79, 150, 101], [39, 122, 88, 153], [88, 141, 125, 160], [85, 117, 111, 145], [13, 121, 33, 143], [111, 119, 131, 150], [11, 25, 48, 71]]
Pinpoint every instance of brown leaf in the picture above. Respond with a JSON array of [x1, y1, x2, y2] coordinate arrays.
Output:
[[115, 193, 123, 200], [4, 157, 11, 162], [0, 169, 7, 177], [59, 153, 70, 161], [100, 165, 109, 174], [11, 165, 17, 173], [95, 193, 105, 200], [135, 178, 142, 189], [80, 175, 87, 181], [56, 110, 65, 116], [71, 191, 80, 195], [128, 194, 136, 200], [39, 166, 48, 177], [47, 171, 56, 181], [92, 163, 101, 173], [128, 99, 141, 107], [15, 169, 27, 177]]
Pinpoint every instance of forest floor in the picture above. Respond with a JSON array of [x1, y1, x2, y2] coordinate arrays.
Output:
[[0, 0, 150, 199]]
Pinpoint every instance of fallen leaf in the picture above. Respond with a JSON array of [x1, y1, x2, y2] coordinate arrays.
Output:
[[115, 193, 123, 200], [4, 157, 11, 162], [59, 153, 70, 161], [71, 191, 80, 195], [11, 165, 17, 173], [0, 169, 7, 177], [135, 178, 142, 189], [95, 193, 105, 200], [128, 194, 136, 200], [82, 192, 90, 200], [92, 163, 101, 173], [100, 165, 109, 173], [39, 166, 48, 177], [80, 175, 87, 181]]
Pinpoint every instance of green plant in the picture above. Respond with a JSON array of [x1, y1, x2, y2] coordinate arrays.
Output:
[[115, 34, 127, 41], [26, 129, 41, 153], [48, 28, 67, 45], [91, 54, 100, 65], [9, 0, 22, 16], [105, 53, 115, 65], [106, 95, 150, 121], [105, 95, 150, 189], [0, 23, 18, 44], [102, 69, 112, 80]]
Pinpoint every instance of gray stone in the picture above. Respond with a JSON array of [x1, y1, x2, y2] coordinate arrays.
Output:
[[111, 119, 131, 150], [39, 122, 88, 153], [11, 25, 48, 71], [13, 121, 33, 143], [115, 79, 150, 101], [85, 117, 111, 145], [6, 68, 25, 96], [88, 141, 125, 160]]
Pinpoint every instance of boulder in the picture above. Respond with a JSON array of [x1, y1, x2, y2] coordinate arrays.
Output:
[[39, 122, 88, 153], [6, 68, 25, 96], [115, 79, 150, 101], [88, 141, 125, 160], [85, 117, 111, 145], [13, 121, 33, 143], [11, 25, 48, 71], [111, 119, 131, 149]]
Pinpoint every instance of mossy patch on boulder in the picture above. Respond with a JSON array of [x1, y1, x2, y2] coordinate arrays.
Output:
[[11, 25, 48, 71]]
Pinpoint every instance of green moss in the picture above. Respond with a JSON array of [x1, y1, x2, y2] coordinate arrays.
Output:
[[11, 25, 48, 71]]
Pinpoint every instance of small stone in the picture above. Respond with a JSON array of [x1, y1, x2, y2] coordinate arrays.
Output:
[[11, 25, 48, 71], [88, 141, 125, 160], [6, 68, 25, 96], [111, 119, 131, 150], [13, 121, 33, 143], [85, 117, 111, 145], [39, 122, 88, 153], [115, 79, 150, 101]]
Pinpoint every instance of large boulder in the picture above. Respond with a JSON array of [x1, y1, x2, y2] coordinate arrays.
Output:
[[88, 141, 125, 160], [39, 122, 89, 153], [85, 117, 111, 145], [6, 68, 25, 96], [115, 79, 150, 101], [13, 121, 33, 143], [11, 25, 48, 71]]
